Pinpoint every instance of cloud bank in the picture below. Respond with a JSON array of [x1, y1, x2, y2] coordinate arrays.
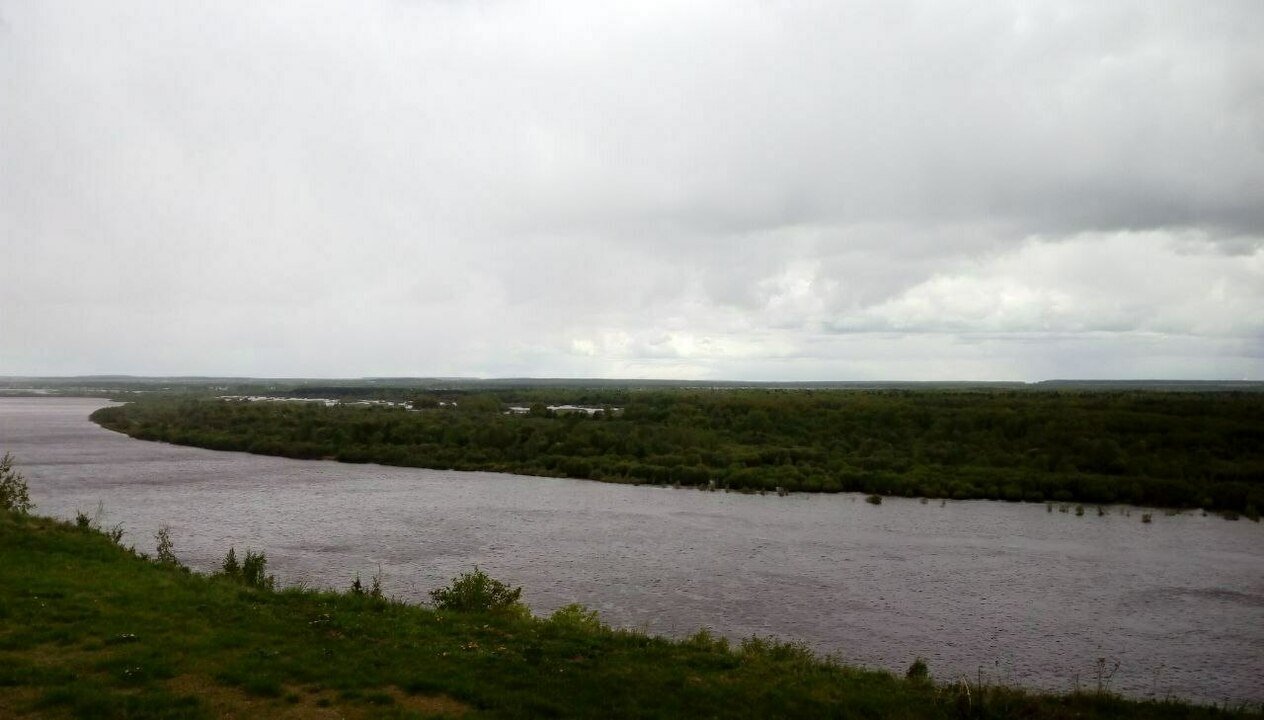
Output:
[[2, 1, 1261, 379]]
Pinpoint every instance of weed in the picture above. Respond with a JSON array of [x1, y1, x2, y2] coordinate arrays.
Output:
[[1075, 505, 1085, 517], [73, 503, 126, 544], [906, 657, 930, 682], [866, 494, 883, 505], [104, 523, 126, 544], [1094, 657, 1120, 694], [1141, 513, 1152, 524]]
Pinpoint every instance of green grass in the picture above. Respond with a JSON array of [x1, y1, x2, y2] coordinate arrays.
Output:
[[2, 511, 1260, 719]]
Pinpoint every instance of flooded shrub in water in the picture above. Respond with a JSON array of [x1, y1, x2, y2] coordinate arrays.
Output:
[[429, 567, 523, 614], [865, 494, 882, 505], [0, 452, 33, 514]]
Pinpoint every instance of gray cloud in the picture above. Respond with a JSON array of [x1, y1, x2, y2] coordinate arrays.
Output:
[[1, 1, 1261, 379]]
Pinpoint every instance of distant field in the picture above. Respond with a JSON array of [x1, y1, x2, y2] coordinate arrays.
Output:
[[91, 389, 1264, 513]]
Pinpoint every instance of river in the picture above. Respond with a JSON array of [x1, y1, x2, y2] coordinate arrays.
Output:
[[2, 397, 1261, 704]]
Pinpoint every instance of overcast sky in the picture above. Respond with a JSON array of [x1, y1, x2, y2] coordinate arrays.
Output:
[[2, 1, 1261, 380]]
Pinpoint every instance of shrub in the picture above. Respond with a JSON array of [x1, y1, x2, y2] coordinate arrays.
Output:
[[906, 657, 930, 682], [351, 568, 384, 600], [241, 550, 274, 589], [0, 452, 33, 514], [429, 567, 523, 614], [548, 603, 603, 632], [155, 526, 179, 565], [222, 547, 241, 576], [865, 494, 882, 505]]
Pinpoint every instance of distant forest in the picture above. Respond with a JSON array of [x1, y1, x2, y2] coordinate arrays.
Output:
[[91, 390, 1264, 514]]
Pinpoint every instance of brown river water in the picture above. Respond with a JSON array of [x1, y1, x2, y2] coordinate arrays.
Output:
[[2, 398, 1261, 704]]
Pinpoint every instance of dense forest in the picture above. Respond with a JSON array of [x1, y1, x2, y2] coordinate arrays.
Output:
[[91, 390, 1264, 514]]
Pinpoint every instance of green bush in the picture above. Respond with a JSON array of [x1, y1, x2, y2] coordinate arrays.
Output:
[[547, 603, 603, 632], [154, 526, 179, 565], [429, 568, 523, 614], [222, 547, 240, 576], [221, 546, 273, 589], [241, 550, 274, 589], [0, 452, 33, 514]]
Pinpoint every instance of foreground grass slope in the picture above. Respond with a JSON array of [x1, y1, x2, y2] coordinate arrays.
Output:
[[2, 512, 1259, 719]]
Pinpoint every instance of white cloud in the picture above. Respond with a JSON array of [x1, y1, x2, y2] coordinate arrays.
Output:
[[1, 1, 1261, 379]]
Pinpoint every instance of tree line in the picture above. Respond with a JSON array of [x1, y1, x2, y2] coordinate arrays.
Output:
[[90, 389, 1264, 513]]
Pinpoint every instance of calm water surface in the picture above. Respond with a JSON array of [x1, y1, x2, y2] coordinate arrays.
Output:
[[2, 398, 1261, 704]]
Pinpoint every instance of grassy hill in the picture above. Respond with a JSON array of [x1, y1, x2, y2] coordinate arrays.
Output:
[[2, 510, 1260, 719]]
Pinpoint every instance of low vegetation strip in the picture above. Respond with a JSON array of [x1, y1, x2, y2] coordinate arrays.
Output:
[[3, 510, 1261, 719], [91, 390, 1264, 512]]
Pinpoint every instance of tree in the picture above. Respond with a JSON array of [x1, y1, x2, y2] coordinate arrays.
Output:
[[0, 452, 33, 514]]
